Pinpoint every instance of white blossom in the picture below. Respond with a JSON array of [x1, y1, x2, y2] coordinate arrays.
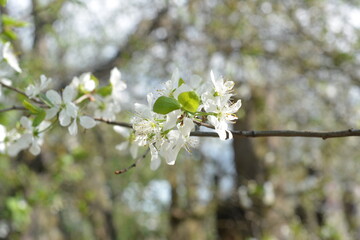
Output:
[[114, 126, 138, 159], [7, 117, 50, 156], [210, 70, 234, 97], [163, 68, 191, 98], [110, 67, 127, 102], [46, 85, 78, 126], [68, 116, 97, 136], [201, 71, 242, 140], [26, 75, 52, 98], [45, 85, 95, 135], [92, 96, 121, 121], [71, 72, 96, 92], [2, 42, 22, 73], [0, 124, 7, 153]]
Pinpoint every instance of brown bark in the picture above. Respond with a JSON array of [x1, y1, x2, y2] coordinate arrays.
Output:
[[217, 91, 268, 240]]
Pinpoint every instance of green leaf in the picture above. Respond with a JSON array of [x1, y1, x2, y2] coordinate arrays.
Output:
[[178, 91, 200, 113], [38, 93, 53, 107], [0, 0, 7, 7], [90, 74, 99, 86], [178, 78, 185, 87], [97, 85, 112, 97], [153, 96, 181, 114], [32, 110, 46, 127], [1, 15, 27, 28], [23, 100, 42, 114], [2, 29, 17, 41]]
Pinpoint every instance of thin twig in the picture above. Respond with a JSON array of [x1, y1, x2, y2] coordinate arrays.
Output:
[[0, 82, 43, 104], [94, 118, 133, 128], [114, 148, 150, 174], [95, 118, 360, 140], [190, 129, 360, 139], [0, 106, 27, 113]]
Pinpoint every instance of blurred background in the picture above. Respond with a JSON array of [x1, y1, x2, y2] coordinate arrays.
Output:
[[1, 0, 360, 239]]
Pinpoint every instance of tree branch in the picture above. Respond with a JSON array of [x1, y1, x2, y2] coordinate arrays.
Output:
[[190, 129, 360, 139], [0, 82, 43, 104], [95, 118, 360, 139], [94, 118, 132, 129], [0, 106, 27, 113]]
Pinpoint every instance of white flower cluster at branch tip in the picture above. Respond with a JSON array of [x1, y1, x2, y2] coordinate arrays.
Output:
[[2, 42, 22, 73], [131, 69, 241, 169], [0, 42, 241, 169], [0, 43, 128, 156]]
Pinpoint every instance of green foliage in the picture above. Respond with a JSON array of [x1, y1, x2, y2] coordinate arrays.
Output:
[[0, 14, 27, 41], [6, 197, 31, 231], [0, 0, 7, 7], [22, 100, 46, 127], [178, 91, 200, 113], [97, 85, 112, 97], [22, 99, 42, 114], [178, 77, 185, 87], [32, 109, 46, 127], [39, 93, 53, 107], [1, 15, 27, 28], [153, 96, 181, 114]]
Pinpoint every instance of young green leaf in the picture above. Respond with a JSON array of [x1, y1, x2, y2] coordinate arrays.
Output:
[[23, 100, 42, 114], [32, 110, 46, 127], [1, 15, 27, 28], [178, 91, 200, 113], [97, 85, 112, 97], [153, 96, 181, 114], [178, 78, 185, 87], [39, 93, 53, 107]]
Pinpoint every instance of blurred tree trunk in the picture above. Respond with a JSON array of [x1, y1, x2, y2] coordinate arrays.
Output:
[[168, 160, 207, 240], [216, 90, 268, 239]]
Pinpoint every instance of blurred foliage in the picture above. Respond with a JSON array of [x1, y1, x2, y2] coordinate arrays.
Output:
[[1, 0, 360, 239]]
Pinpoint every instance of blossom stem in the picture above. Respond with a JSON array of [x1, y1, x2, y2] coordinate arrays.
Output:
[[0, 81, 43, 104], [74, 94, 95, 104], [94, 117, 133, 128], [0, 106, 27, 113], [38, 119, 57, 134], [114, 148, 150, 174]]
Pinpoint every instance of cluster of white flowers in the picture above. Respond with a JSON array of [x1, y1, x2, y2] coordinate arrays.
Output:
[[131, 69, 241, 168], [0, 41, 242, 169], [0, 42, 127, 157]]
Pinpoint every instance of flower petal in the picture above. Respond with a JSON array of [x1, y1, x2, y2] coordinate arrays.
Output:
[[46, 107, 59, 120], [79, 116, 96, 129], [113, 126, 130, 137], [63, 85, 76, 103], [228, 99, 242, 113], [0, 124, 6, 141], [110, 67, 127, 90], [68, 120, 78, 135], [150, 155, 161, 170], [20, 116, 32, 130], [130, 144, 138, 159], [8, 143, 21, 156], [65, 102, 78, 118], [215, 129, 227, 141], [210, 70, 216, 87], [3, 42, 22, 73], [46, 90, 62, 105], [179, 117, 194, 137], [59, 109, 71, 126], [163, 110, 181, 131], [115, 142, 128, 152], [29, 141, 41, 155]]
